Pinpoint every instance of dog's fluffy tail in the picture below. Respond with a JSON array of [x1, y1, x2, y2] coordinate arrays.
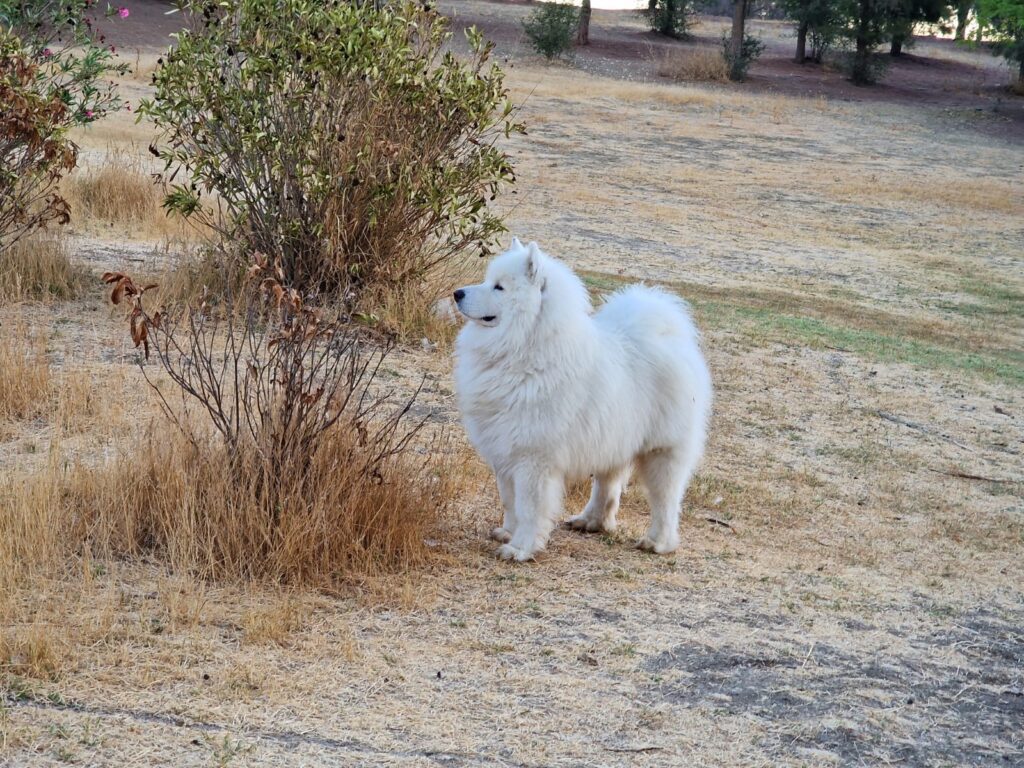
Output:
[[595, 285, 701, 344]]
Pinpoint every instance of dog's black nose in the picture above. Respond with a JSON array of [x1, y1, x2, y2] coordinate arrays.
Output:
[[453, 289, 465, 302]]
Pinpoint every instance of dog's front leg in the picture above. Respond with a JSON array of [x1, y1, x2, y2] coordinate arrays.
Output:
[[497, 469, 562, 562], [490, 472, 516, 544]]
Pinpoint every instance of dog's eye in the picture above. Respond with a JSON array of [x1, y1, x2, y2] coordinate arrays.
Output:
[[493, 284, 504, 291]]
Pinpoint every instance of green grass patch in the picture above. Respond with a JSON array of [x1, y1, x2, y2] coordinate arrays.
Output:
[[582, 270, 1024, 386], [935, 278, 1024, 321], [724, 307, 1023, 386]]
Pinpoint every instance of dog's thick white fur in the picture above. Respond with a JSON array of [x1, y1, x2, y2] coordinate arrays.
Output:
[[453, 239, 713, 562]]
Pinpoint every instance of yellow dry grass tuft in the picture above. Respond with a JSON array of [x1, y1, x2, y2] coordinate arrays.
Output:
[[368, 264, 469, 345], [0, 318, 50, 426], [0, 233, 87, 303], [63, 150, 193, 240], [657, 46, 730, 84], [242, 594, 310, 646], [6, 420, 451, 587], [0, 624, 67, 681], [0, 456, 64, 613]]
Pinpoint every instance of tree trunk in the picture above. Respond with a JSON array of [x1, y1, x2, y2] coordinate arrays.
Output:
[[576, 0, 591, 46], [954, 1, 969, 41], [728, 0, 748, 81], [853, 0, 872, 85], [795, 20, 808, 63], [890, 34, 904, 56]]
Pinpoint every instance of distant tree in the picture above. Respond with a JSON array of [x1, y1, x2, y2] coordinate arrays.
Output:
[[978, 0, 1024, 79], [846, 0, 892, 83], [785, 0, 843, 61], [645, 0, 691, 38], [577, 0, 591, 44], [886, 0, 950, 55], [727, 0, 749, 78], [954, 0, 972, 38]]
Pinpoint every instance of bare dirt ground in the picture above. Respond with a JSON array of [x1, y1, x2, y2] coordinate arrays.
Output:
[[2, 2, 1022, 766]]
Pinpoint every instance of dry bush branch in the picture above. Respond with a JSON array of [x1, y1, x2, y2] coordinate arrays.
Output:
[[91, 254, 450, 584]]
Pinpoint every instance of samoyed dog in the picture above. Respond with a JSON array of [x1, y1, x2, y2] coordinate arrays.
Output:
[[453, 239, 712, 562]]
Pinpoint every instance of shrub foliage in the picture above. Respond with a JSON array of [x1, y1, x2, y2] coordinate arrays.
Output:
[[522, 2, 579, 60], [139, 0, 523, 298], [0, 0, 126, 252]]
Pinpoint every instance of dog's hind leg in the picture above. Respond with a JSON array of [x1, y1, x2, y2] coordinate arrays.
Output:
[[497, 469, 563, 562], [635, 449, 693, 555], [491, 472, 516, 544], [566, 466, 630, 534]]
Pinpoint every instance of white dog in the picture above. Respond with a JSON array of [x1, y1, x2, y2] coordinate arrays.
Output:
[[453, 239, 712, 562]]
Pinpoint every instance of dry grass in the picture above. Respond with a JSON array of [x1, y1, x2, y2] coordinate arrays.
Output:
[[0, 624, 66, 681], [0, 318, 50, 426], [63, 151, 193, 240], [0, 233, 87, 303], [0, 420, 454, 604], [657, 46, 729, 83], [0, 321, 123, 445], [367, 258, 470, 344], [242, 594, 310, 646], [831, 174, 1024, 216], [0, 456, 65, 614], [65, 426, 453, 584]]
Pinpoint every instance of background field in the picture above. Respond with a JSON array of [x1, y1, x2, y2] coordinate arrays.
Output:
[[1, 1, 1022, 765]]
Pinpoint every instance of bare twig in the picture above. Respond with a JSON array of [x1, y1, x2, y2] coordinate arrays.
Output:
[[928, 468, 1017, 484], [876, 410, 970, 450], [705, 517, 736, 533]]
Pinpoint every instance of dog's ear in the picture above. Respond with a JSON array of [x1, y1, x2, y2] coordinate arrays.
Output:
[[526, 242, 541, 283], [511, 236, 523, 250]]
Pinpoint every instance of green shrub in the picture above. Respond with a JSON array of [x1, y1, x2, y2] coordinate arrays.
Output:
[[522, 2, 579, 60], [722, 32, 765, 81], [138, 0, 523, 299], [644, 0, 691, 39]]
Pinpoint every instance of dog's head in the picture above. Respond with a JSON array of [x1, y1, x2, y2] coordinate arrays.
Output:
[[453, 238, 546, 330]]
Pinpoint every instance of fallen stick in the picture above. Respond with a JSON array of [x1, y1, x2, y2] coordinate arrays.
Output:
[[928, 468, 1016, 484], [876, 410, 970, 450], [705, 517, 736, 533]]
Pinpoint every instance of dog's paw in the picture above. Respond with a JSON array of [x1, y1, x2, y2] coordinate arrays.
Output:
[[565, 514, 612, 534], [490, 526, 512, 543], [635, 535, 679, 555], [496, 543, 535, 562]]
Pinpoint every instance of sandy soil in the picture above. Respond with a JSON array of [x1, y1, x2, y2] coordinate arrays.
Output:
[[2, 2, 1022, 766]]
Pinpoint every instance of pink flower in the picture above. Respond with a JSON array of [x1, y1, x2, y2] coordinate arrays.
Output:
[[118, 7, 129, 18], [41, 48, 52, 58], [85, 110, 94, 118]]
